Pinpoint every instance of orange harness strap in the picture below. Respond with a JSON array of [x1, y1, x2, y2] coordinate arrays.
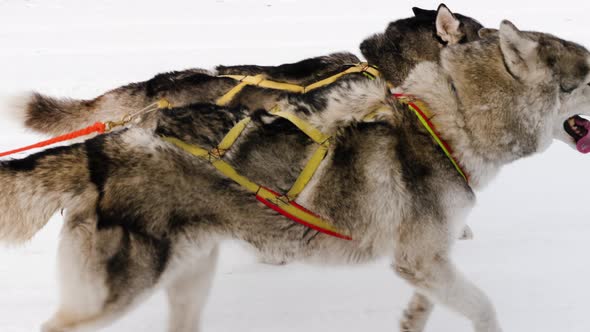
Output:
[[0, 100, 169, 158], [0, 122, 106, 158]]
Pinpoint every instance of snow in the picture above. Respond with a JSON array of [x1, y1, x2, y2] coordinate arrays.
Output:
[[1, 0, 590, 331]]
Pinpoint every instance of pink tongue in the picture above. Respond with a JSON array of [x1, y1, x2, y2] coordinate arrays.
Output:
[[576, 134, 590, 153], [575, 118, 590, 153]]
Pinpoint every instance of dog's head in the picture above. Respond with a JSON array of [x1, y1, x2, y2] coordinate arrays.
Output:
[[537, 33, 590, 154], [360, 4, 483, 85], [434, 21, 590, 162]]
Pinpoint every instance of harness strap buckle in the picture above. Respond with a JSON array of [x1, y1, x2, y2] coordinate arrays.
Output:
[[209, 147, 226, 159], [104, 114, 132, 132]]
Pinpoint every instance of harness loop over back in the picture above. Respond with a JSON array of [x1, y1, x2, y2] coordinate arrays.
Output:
[[164, 63, 385, 240], [0, 63, 468, 241], [215, 63, 381, 106]]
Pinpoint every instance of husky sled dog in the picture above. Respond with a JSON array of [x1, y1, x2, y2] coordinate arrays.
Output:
[[2, 19, 590, 332], [14, 4, 483, 136]]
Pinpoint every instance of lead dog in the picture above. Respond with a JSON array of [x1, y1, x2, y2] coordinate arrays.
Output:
[[1, 20, 590, 332], [12, 4, 483, 136]]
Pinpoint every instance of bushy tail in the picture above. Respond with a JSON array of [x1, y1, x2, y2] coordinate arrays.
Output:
[[6, 92, 138, 136], [0, 143, 94, 244], [8, 92, 101, 135]]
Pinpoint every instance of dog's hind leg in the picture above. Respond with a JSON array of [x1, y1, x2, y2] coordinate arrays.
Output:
[[399, 292, 433, 332], [394, 221, 501, 332], [41, 226, 115, 332], [165, 245, 219, 332], [42, 224, 167, 332]]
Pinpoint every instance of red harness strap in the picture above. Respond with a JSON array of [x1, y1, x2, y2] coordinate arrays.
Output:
[[255, 187, 352, 240]]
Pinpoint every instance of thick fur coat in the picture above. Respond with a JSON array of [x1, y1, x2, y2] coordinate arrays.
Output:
[[1, 19, 590, 332]]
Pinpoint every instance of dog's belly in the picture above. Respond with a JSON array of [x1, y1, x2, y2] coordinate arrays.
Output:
[[235, 225, 395, 266]]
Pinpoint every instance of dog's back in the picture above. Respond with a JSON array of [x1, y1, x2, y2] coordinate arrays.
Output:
[[12, 5, 483, 137]]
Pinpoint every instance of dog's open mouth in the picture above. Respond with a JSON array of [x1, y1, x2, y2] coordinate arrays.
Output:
[[564, 115, 590, 153]]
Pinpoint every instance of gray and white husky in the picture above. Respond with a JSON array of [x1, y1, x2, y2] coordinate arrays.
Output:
[[12, 4, 482, 136], [1, 20, 590, 332]]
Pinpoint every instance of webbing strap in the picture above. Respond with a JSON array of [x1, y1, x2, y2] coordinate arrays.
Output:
[[286, 141, 330, 200], [219, 75, 304, 94], [257, 187, 351, 240], [161, 105, 351, 240], [215, 117, 252, 156], [216, 75, 265, 106], [361, 104, 392, 121], [0, 122, 106, 158], [269, 106, 330, 144], [216, 63, 380, 106], [304, 64, 380, 91], [162, 136, 263, 192], [394, 94, 468, 183]]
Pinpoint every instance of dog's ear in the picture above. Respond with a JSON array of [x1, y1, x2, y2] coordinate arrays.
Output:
[[499, 20, 538, 79], [478, 28, 498, 38], [412, 7, 435, 17], [436, 4, 462, 44]]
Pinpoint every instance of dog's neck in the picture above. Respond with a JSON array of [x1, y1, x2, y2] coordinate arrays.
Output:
[[399, 62, 523, 190]]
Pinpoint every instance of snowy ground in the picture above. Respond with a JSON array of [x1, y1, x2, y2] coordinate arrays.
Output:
[[1, 0, 590, 331]]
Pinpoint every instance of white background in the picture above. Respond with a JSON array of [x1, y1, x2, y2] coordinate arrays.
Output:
[[1, 0, 590, 331]]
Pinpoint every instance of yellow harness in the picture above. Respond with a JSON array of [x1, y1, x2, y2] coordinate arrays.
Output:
[[161, 103, 347, 238], [161, 63, 468, 240], [215, 64, 381, 106], [0, 64, 467, 241]]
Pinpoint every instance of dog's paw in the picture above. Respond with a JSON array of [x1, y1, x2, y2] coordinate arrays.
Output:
[[41, 313, 76, 332], [400, 312, 427, 332], [41, 321, 66, 332], [258, 257, 288, 265]]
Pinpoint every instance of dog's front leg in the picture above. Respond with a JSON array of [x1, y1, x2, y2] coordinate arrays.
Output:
[[393, 220, 501, 332], [399, 292, 433, 332], [394, 256, 502, 332]]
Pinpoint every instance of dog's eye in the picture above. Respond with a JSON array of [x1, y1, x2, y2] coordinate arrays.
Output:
[[560, 84, 576, 94]]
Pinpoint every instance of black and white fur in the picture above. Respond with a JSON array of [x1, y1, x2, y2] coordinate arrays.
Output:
[[1, 20, 590, 332]]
